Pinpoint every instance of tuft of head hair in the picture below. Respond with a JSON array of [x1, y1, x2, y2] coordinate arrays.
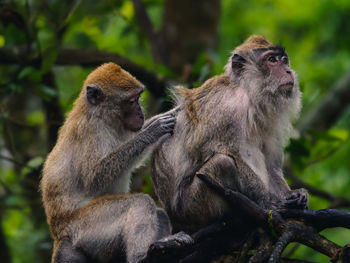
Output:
[[233, 35, 274, 56], [83, 62, 143, 94]]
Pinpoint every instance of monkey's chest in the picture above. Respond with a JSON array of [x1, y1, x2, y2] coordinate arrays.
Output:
[[239, 143, 269, 188]]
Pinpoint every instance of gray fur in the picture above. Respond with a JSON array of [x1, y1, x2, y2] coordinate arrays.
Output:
[[151, 40, 308, 233]]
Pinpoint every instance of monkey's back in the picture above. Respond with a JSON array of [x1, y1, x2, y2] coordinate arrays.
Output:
[[151, 75, 244, 231]]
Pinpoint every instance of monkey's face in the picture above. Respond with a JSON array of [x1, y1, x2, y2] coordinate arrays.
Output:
[[255, 47, 296, 98], [229, 39, 297, 100], [83, 63, 146, 132], [227, 36, 301, 120], [120, 90, 145, 132], [85, 84, 145, 132]]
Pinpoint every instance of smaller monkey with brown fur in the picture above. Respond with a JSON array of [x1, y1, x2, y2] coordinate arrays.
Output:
[[41, 63, 192, 263], [151, 35, 308, 234]]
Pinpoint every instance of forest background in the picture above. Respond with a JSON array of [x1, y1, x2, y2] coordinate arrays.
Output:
[[1, 0, 350, 262]]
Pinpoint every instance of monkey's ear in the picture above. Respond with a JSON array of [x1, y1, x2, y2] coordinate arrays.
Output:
[[86, 84, 105, 105], [231, 54, 246, 75]]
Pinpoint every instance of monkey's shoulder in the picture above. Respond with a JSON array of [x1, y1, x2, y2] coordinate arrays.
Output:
[[199, 74, 230, 92]]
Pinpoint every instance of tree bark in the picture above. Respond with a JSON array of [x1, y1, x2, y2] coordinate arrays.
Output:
[[0, 216, 11, 263], [161, 0, 221, 73]]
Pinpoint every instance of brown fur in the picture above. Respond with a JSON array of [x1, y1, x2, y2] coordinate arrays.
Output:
[[84, 62, 143, 93], [176, 75, 230, 125], [41, 63, 145, 242], [234, 35, 274, 55], [41, 63, 191, 263]]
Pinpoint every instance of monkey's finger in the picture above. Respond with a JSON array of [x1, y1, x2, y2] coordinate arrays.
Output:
[[161, 117, 176, 126], [160, 114, 176, 121], [285, 198, 299, 205], [161, 115, 176, 121], [162, 123, 175, 131], [170, 106, 182, 116], [286, 192, 300, 200]]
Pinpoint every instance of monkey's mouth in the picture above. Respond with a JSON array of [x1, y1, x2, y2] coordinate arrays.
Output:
[[278, 82, 294, 97]]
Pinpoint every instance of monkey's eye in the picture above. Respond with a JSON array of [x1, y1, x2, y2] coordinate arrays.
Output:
[[268, 56, 278, 63], [128, 95, 139, 104], [281, 56, 289, 64]]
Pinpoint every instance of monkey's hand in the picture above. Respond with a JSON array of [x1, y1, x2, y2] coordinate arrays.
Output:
[[283, 188, 309, 210], [143, 106, 182, 130], [142, 112, 177, 139]]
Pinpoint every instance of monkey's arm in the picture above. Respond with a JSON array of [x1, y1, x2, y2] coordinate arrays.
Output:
[[269, 169, 308, 210], [86, 113, 175, 193], [267, 151, 308, 210]]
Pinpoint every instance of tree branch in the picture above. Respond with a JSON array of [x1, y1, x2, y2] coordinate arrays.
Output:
[[131, 0, 167, 64], [196, 172, 350, 262], [299, 69, 350, 133], [0, 47, 168, 98]]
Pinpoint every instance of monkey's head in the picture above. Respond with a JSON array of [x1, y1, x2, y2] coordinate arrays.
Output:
[[81, 63, 145, 131], [226, 35, 299, 101]]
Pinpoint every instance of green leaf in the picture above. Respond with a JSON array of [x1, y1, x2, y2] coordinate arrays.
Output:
[[0, 35, 5, 47], [18, 67, 35, 80], [26, 110, 45, 126], [328, 129, 349, 141], [39, 85, 59, 99], [26, 156, 44, 169], [121, 1, 134, 20]]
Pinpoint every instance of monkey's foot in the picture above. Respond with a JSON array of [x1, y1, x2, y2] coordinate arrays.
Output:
[[157, 231, 194, 246], [143, 232, 193, 262]]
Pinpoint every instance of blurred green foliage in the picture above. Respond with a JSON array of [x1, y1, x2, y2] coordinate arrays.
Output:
[[0, 0, 350, 262]]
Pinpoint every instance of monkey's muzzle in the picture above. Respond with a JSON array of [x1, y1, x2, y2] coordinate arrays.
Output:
[[278, 82, 294, 97]]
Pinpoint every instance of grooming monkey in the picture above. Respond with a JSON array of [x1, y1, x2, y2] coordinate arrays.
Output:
[[151, 35, 308, 233], [41, 63, 192, 263]]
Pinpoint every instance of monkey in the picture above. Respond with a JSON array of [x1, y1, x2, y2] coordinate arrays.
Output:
[[40, 63, 192, 263], [150, 35, 308, 233]]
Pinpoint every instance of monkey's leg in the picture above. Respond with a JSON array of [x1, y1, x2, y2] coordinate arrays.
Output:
[[52, 239, 89, 263], [173, 153, 274, 225], [123, 196, 192, 263], [122, 194, 173, 263], [71, 193, 191, 263], [173, 153, 238, 225]]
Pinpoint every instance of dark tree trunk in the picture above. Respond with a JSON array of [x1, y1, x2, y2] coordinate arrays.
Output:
[[161, 0, 221, 74], [0, 216, 12, 263]]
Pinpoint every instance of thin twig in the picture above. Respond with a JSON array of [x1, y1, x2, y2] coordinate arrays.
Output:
[[283, 243, 300, 258], [131, 0, 167, 64], [305, 139, 348, 167], [0, 47, 169, 98], [0, 154, 24, 167], [269, 231, 295, 263]]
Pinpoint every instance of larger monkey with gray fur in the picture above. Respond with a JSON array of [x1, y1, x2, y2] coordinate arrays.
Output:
[[41, 63, 192, 263], [151, 35, 308, 233]]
